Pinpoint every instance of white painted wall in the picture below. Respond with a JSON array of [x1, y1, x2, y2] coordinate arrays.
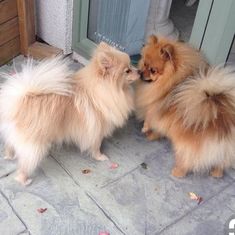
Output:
[[35, 0, 73, 54], [35, 0, 178, 55]]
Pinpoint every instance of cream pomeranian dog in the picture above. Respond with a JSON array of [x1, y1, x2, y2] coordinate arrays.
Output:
[[0, 42, 139, 185], [135, 35, 235, 178]]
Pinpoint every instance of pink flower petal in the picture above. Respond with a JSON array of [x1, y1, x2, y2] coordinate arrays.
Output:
[[188, 192, 198, 200], [99, 232, 110, 235], [188, 192, 203, 205], [110, 162, 119, 169], [37, 208, 47, 213]]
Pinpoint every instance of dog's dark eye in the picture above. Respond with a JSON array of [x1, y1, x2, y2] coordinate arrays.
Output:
[[150, 68, 156, 74], [125, 69, 131, 74]]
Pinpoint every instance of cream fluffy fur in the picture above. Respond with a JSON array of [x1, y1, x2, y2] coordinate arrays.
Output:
[[0, 42, 139, 185]]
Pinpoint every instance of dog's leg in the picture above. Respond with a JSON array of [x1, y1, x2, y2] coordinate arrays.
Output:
[[146, 131, 162, 141], [91, 149, 109, 161], [210, 166, 224, 178], [90, 141, 109, 161], [171, 166, 188, 178], [141, 121, 150, 134], [15, 171, 33, 186], [141, 107, 153, 134], [142, 122, 162, 141], [4, 144, 16, 160], [15, 143, 48, 186], [142, 109, 162, 141], [171, 154, 188, 178]]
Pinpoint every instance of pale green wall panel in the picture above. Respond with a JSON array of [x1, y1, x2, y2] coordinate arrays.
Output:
[[200, 0, 235, 64], [72, 0, 96, 58], [190, 0, 213, 49]]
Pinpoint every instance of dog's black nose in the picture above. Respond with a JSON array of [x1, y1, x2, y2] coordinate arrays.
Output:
[[138, 70, 145, 81]]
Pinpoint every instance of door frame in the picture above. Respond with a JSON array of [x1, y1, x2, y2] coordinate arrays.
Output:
[[190, 0, 235, 65], [72, 0, 96, 59], [73, 0, 235, 65], [189, 0, 214, 49]]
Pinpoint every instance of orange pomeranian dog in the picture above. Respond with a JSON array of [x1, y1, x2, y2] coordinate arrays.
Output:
[[135, 35, 235, 178], [0, 42, 139, 185]]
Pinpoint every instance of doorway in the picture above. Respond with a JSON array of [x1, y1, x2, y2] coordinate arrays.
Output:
[[72, 0, 235, 65]]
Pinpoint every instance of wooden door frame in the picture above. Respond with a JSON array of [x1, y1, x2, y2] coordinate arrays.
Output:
[[17, 0, 35, 55], [17, 0, 62, 59]]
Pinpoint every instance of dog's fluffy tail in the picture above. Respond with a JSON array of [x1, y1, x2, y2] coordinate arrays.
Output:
[[0, 56, 73, 120], [0, 56, 73, 96], [173, 66, 235, 133]]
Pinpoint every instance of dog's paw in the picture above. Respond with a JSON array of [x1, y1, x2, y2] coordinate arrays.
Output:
[[210, 168, 223, 178], [146, 131, 161, 141], [94, 154, 109, 161], [141, 126, 149, 134], [4, 154, 16, 160], [15, 173, 32, 186], [171, 167, 187, 178]]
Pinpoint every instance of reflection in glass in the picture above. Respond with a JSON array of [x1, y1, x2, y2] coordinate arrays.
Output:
[[87, 0, 150, 55]]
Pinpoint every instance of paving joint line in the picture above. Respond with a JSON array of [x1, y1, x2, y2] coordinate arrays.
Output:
[[50, 154, 126, 234], [17, 229, 30, 235], [156, 180, 235, 234], [100, 165, 140, 189], [49, 154, 81, 187], [85, 191, 127, 235], [0, 189, 31, 235], [0, 170, 15, 180]]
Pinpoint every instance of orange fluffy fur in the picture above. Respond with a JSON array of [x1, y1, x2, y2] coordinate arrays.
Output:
[[0, 42, 139, 185], [135, 35, 235, 178]]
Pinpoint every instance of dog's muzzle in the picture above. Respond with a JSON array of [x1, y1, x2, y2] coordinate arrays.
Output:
[[138, 70, 154, 83]]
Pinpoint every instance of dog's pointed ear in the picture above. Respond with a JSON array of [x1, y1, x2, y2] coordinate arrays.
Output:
[[97, 51, 113, 72], [148, 35, 158, 45], [97, 41, 111, 51], [160, 44, 174, 61]]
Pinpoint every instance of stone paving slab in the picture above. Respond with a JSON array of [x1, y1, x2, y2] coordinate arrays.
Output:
[[160, 181, 235, 235], [1, 56, 234, 235], [0, 191, 26, 235], [0, 141, 16, 179], [84, 146, 234, 235], [0, 156, 123, 235], [51, 118, 161, 191], [225, 167, 235, 180]]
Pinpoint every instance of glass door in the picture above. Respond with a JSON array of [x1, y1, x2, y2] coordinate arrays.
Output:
[[73, 0, 235, 65], [227, 36, 235, 65], [72, 0, 150, 59]]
